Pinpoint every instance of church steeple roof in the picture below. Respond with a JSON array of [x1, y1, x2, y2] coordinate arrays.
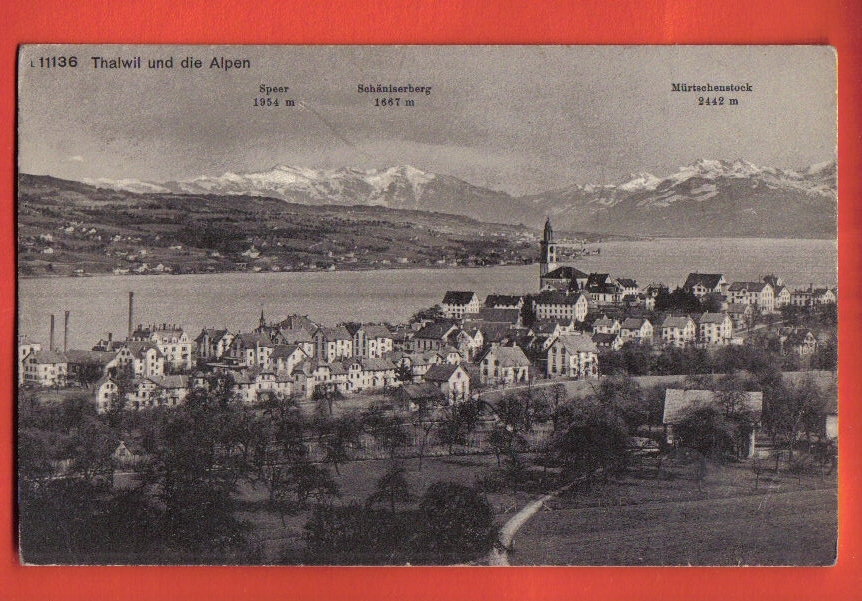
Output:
[[543, 217, 554, 242]]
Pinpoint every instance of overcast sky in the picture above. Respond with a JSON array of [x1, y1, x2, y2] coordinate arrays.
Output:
[[18, 45, 836, 195]]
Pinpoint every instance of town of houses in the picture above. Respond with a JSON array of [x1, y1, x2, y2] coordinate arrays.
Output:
[[19, 219, 836, 414]]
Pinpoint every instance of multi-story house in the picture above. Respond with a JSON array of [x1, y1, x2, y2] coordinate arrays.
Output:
[[532, 291, 591, 322], [132, 324, 195, 371], [270, 344, 310, 376], [546, 334, 599, 380], [660, 315, 697, 347], [194, 328, 234, 360], [479, 344, 532, 385], [682, 273, 727, 297], [697, 312, 733, 345], [345, 357, 398, 392], [423, 363, 471, 402], [314, 326, 354, 362], [230, 332, 275, 369], [592, 316, 621, 335], [22, 349, 68, 387], [279, 327, 316, 358], [484, 294, 524, 310], [411, 322, 458, 352], [773, 285, 791, 308], [727, 281, 774, 313], [619, 317, 653, 343], [441, 291, 480, 319], [350, 324, 394, 359], [18, 338, 41, 385]]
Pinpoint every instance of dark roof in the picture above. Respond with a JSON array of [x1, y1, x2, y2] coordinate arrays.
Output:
[[663, 389, 763, 424], [698, 312, 730, 325], [616, 278, 638, 288], [316, 326, 353, 341], [586, 273, 611, 289], [543, 266, 588, 280], [271, 344, 306, 359], [484, 294, 523, 308], [415, 322, 457, 340], [592, 332, 620, 346], [728, 281, 768, 293], [533, 291, 586, 306], [442, 291, 477, 305], [473, 308, 520, 324], [64, 349, 117, 365], [481, 345, 531, 367], [195, 328, 228, 343], [424, 363, 462, 382], [621, 317, 650, 330], [683, 273, 725, 290], [551, 334, 598, 354]]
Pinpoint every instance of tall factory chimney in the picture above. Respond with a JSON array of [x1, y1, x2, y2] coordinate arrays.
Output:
[[49, 314, 55, 352], [64, 310, 69, 353], [128, 292, 134, 339]]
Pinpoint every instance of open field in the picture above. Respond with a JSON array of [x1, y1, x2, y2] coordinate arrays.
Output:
[[510, 462, 837, 566]]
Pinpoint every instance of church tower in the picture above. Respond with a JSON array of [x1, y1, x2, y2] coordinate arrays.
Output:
[[539, 217, 557, 279]]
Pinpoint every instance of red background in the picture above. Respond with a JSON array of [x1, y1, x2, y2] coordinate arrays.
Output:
[[2, 1, 861, 599]]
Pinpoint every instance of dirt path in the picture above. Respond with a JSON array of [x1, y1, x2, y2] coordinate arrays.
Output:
[[488, 480, 580, 566]]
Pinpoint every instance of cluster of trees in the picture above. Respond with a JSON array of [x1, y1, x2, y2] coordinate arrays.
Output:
[[599, 334, 835, 378], [17, 374, 503, 564], [300, 471, 496, 565]]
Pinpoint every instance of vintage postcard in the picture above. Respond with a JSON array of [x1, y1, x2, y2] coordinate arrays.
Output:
[[16, 45, 837, 566]]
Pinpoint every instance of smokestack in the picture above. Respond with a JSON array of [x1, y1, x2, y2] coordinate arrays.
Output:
[[128, 292, 134, 339], [49, 314, 55, 352], [64, 311, 69, 353]]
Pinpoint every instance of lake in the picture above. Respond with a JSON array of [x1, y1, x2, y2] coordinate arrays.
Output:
[[18, 238, 837, 350]]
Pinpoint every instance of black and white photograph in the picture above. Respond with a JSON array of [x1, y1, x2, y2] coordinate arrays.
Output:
[[16, 45, 837, 566]]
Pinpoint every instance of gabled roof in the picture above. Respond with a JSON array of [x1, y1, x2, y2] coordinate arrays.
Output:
[[472, 308, 520, 324], [424, 363, 464, 382], [359, 357, 396, 372], [146, 375, 189, 389], [484, 294, 523, 308], [784, 329, 816, 345], [481, 345, 531, 367], [592, 332, 620, 345], [683, 273, 725, 290], [726, 303, 753, 314], [585, 273, 611, 290], [363, 324, 393, 339], [195, 328, 229, 343], [271, 344, 306, 359], [543, 266, 588, 280], [476, 322, 515, 344], [316, 326, 353, 341], [728, 281, 769, 293], [621, 317, 650, 330], [64, 349, 117, 365], [699, 312, 730, 325], [234, 332, 273, 347], [552, 334, 598, 354], [398, 382, 445, 401], [661, 316, 694, 329], [280, 327, 314, 344], [616, 278, 638, 288], [415, 322, 457, 340], [126, 341, 163, 359], [442, 291, 477, 306], [533, 291, 587, 306], [593, 316, 618, 328], [663, 389, 763, 424]]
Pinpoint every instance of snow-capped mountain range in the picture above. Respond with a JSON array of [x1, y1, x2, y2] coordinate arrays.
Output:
[[82, 158, 837, 238]]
